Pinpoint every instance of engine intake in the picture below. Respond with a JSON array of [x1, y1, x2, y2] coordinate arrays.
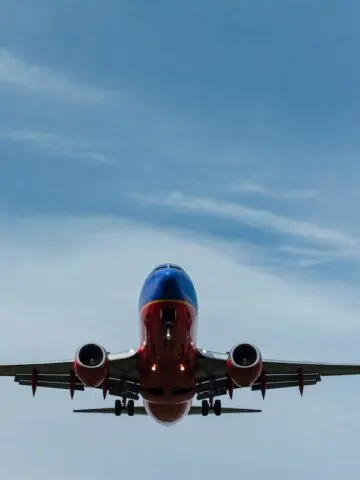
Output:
[[227, 343, 262, 387], [77, 343, 105, 367], [231, 343, 260, 367], [74, 343, 108, 387]]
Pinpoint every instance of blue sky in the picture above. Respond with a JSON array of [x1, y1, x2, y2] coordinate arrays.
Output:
[[1, 1, 360, 478]]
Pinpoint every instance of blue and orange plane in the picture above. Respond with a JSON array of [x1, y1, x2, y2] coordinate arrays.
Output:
[[1, 263, 360, 425]]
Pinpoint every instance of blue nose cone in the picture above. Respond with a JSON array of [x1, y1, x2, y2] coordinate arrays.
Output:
[[157, 272, 183, 300], [138, 263, 198, 312]]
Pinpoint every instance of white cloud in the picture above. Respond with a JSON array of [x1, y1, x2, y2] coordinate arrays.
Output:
[[0, 48, 110, 103], [1, 216, 360, 477], [0, 129, 114, 165], [132, 191, 358, 249], [278, 245, 356, 266], [229, 179, 319, 199]]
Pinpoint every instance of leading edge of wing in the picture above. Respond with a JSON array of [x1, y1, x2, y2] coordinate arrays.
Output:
[[0, 360, 73, 376], [262, 359, 360, 376], [197, 348, 360, 377], [0, 349, 140, 377]]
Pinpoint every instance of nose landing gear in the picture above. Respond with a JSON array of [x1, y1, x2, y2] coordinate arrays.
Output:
[[164, 325, 172, 344], [161, 307, 176, 345]]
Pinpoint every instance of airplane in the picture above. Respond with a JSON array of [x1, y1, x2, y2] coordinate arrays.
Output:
[[1, 262, 360, 426]]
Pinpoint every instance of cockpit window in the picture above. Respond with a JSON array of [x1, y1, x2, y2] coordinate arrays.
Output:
[[154, 263, 183, 271], [169, 264, 182, 270]]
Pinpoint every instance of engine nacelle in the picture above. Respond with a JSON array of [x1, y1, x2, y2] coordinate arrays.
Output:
[[226, 343, 262, 387], [74, 343, 108, 387]]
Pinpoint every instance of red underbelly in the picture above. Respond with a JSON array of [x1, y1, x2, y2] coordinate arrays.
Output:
[[144, 400, 191, 424], [138, 300, 198, 402]]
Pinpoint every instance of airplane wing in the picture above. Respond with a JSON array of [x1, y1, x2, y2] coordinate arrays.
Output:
[[196, 348, 360, 400], [74, 406, 148, 415], [73, 406, 261, 415], [0, 349, 141, 399]]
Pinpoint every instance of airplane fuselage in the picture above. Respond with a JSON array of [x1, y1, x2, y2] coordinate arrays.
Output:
[[137, 264, 198, 424]]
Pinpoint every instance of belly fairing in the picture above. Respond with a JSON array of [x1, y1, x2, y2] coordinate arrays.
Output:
[[144, 400, 191, 425]]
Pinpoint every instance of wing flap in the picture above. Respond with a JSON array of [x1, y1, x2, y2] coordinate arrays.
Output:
[[18, 380, 85, 391], [251, 379, 317, 391], [196, 373, 321, 400], [13, 374, 140, 399], [14, 374, 82, 385], [256, 373, 321, 383]]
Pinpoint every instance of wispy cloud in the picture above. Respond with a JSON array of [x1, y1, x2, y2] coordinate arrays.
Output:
[[0, 48, 110, 103], [278, 245, 356, 266], [132, 191, 357, 249], [229, 180, 319, 200], [0, 129, 114, 165]]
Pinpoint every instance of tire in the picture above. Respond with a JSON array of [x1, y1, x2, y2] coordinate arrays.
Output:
[[214, 399, 221, 416], [115, 399, 122, 416], [127, 400, 135, 416], [201, 400, 209, 416]]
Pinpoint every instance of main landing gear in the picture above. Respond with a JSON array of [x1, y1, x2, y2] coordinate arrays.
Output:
[[201, 399, 222, 416], [114, 399, 135, 417]]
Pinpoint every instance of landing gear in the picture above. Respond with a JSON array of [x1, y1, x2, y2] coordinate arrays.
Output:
[[201, 399, 222, 416], [201, 399, 209, 416], [161, 307, 175, 345], [213, 399, 221, 416], [127, 399, 135, 416], [164, 326, 172, 345], [114, 398, 135, 416], [115, 399, 122, 416]]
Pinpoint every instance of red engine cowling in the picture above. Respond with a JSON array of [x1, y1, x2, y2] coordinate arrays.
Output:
[[226, 343, 262, 387], [74, 343, 108, 387]]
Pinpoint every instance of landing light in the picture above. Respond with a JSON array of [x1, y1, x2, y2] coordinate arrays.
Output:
[[151, 363, 158, 372], [179, 363, 185, 372]]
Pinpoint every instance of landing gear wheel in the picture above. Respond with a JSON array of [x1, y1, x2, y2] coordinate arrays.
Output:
[[214, 399, 222, 416], [201, 400, 209, 416], [127, 400, 135, 416], [115, 399, 122, 416]]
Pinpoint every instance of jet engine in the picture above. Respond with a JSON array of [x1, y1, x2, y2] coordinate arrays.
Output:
[[226, 343, 262, 387], [74, 343, 108, 387]]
